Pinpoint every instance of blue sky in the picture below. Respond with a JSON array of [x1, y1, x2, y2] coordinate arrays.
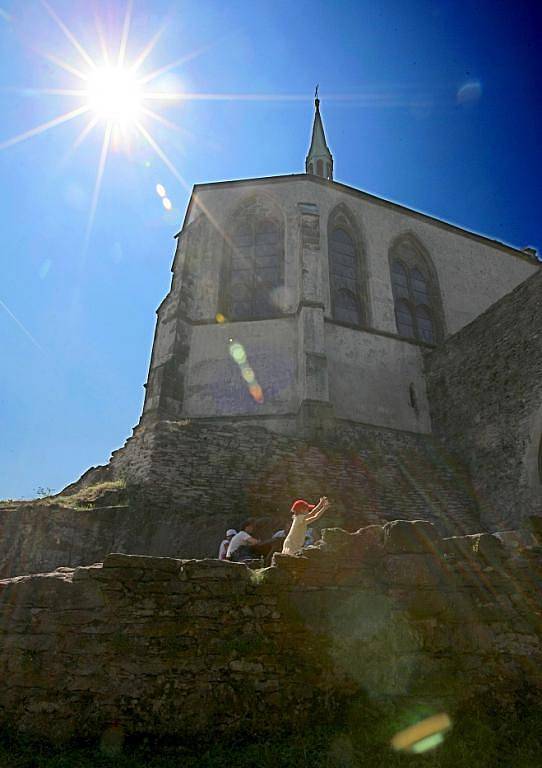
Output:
[[0, 0, 540, 499]]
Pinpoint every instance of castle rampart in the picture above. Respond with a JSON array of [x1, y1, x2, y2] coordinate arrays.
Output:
[[425, 269, 542, 530], [1, 520, 541, 745]]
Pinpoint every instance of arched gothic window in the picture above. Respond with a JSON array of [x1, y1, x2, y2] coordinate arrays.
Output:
[[329, 226, 364, 326], [389, 237, 443, 344], [224, 201, 284, 321], [316, 159, 323, 176]]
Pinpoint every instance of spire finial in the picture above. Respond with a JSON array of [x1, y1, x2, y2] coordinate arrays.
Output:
[[305, 86, 333, 180]]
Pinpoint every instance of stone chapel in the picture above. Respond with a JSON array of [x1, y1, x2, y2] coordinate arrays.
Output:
[[2, 95, 540, 572], [111, 94, 540, 542]]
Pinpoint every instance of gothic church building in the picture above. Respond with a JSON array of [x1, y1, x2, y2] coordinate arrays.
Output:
[[69, 97, 542, 560]]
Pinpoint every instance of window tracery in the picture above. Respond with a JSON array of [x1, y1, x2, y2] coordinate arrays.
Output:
[[327, 207, 368, 327], [223, 199, 284, 321], [389, 237, 443, 344]]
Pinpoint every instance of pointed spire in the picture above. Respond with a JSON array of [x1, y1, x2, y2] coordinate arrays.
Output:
[[305, 86, 333, 180]]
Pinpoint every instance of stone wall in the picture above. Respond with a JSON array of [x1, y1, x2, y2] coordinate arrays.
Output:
[[425, 269, 542, 530], [111, 419, 480, 537], [0, 419, 481, 579], [1, 520, 541, 745], [325, 323, 432, 433]]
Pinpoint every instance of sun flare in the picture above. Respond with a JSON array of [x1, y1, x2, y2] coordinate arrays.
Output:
[[0, 1, 206, 248], [85, 67, 143, 125], [0, 0, 291, 256]]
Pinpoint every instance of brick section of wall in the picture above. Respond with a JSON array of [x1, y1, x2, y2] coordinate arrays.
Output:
[[424, 269, 542, 530], [1, 521, 541, 745]]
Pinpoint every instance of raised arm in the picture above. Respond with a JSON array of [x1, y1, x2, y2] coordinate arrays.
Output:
[[305, 497, 329, 523]]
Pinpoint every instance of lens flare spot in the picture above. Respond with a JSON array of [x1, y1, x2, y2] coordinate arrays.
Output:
[[241, 365, 255, 383], [249, 384, 264, 403], [162, 197, 172, 211], [215, 313, 225, 323], [229, 342, 247, 365], [411, 733, 445, 753], [457, 79, 482, 105], [156, 183, 166, 197], [39, 259, 52, 279], [391, 713, 451, 754]]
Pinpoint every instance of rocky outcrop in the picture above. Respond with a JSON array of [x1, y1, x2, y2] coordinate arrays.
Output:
[[1, 520, 541, 746]]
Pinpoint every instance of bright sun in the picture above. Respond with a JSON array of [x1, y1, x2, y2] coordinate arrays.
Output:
[[85, 67, 143, 125], [0, 0, 214, 249]]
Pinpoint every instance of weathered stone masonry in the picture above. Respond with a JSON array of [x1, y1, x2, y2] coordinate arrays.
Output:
[[110, 418, 480, 535], [425, 270, 542, 531], [0, 418, 481, 579], [1, 520, 541, 745]]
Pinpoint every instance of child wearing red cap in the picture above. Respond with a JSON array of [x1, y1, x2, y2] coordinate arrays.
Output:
[[282, 496, 330, 556]]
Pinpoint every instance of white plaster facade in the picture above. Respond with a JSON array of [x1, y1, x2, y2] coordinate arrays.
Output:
[[142, 173, 538, 435]]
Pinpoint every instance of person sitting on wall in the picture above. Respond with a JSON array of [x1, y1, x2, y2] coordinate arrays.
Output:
[[282, 497, 330, 556], [226, 520, 261, 562], [218, 529, 237, 561], [272, 521, 290, 540]]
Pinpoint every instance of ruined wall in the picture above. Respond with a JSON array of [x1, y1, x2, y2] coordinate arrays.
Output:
[[1, 520, 541, 745], [425, 270, 542, 530], [0, 419, 480, 580], [109, 418, 479, 547]]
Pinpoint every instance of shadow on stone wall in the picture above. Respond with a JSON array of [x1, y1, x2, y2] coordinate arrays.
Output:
[[1, 520, 541, 750]]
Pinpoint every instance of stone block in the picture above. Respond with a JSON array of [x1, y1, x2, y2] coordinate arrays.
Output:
[[271, 553, 310, 582], [229, 659, 263, 674], [257, 565, 293, 587], [322, 524, 384, 560], [389, 588, 450, 619], [181, 559, 251, 581], [442, 533, 507, 564], [383, 553, 443, 587], [493, 529, 537, 550], [72, 564, 104, 581], [383, 520, 441, 554], [102, 554, 183, 573]]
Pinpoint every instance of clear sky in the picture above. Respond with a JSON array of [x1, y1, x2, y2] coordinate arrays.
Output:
[[0, 0, 540, 499]]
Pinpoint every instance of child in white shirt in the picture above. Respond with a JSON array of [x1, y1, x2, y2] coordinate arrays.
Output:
[[282, 497, 329, 556]]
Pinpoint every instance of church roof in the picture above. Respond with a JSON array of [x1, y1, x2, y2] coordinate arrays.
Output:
[[181, 173, 537, 264]]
